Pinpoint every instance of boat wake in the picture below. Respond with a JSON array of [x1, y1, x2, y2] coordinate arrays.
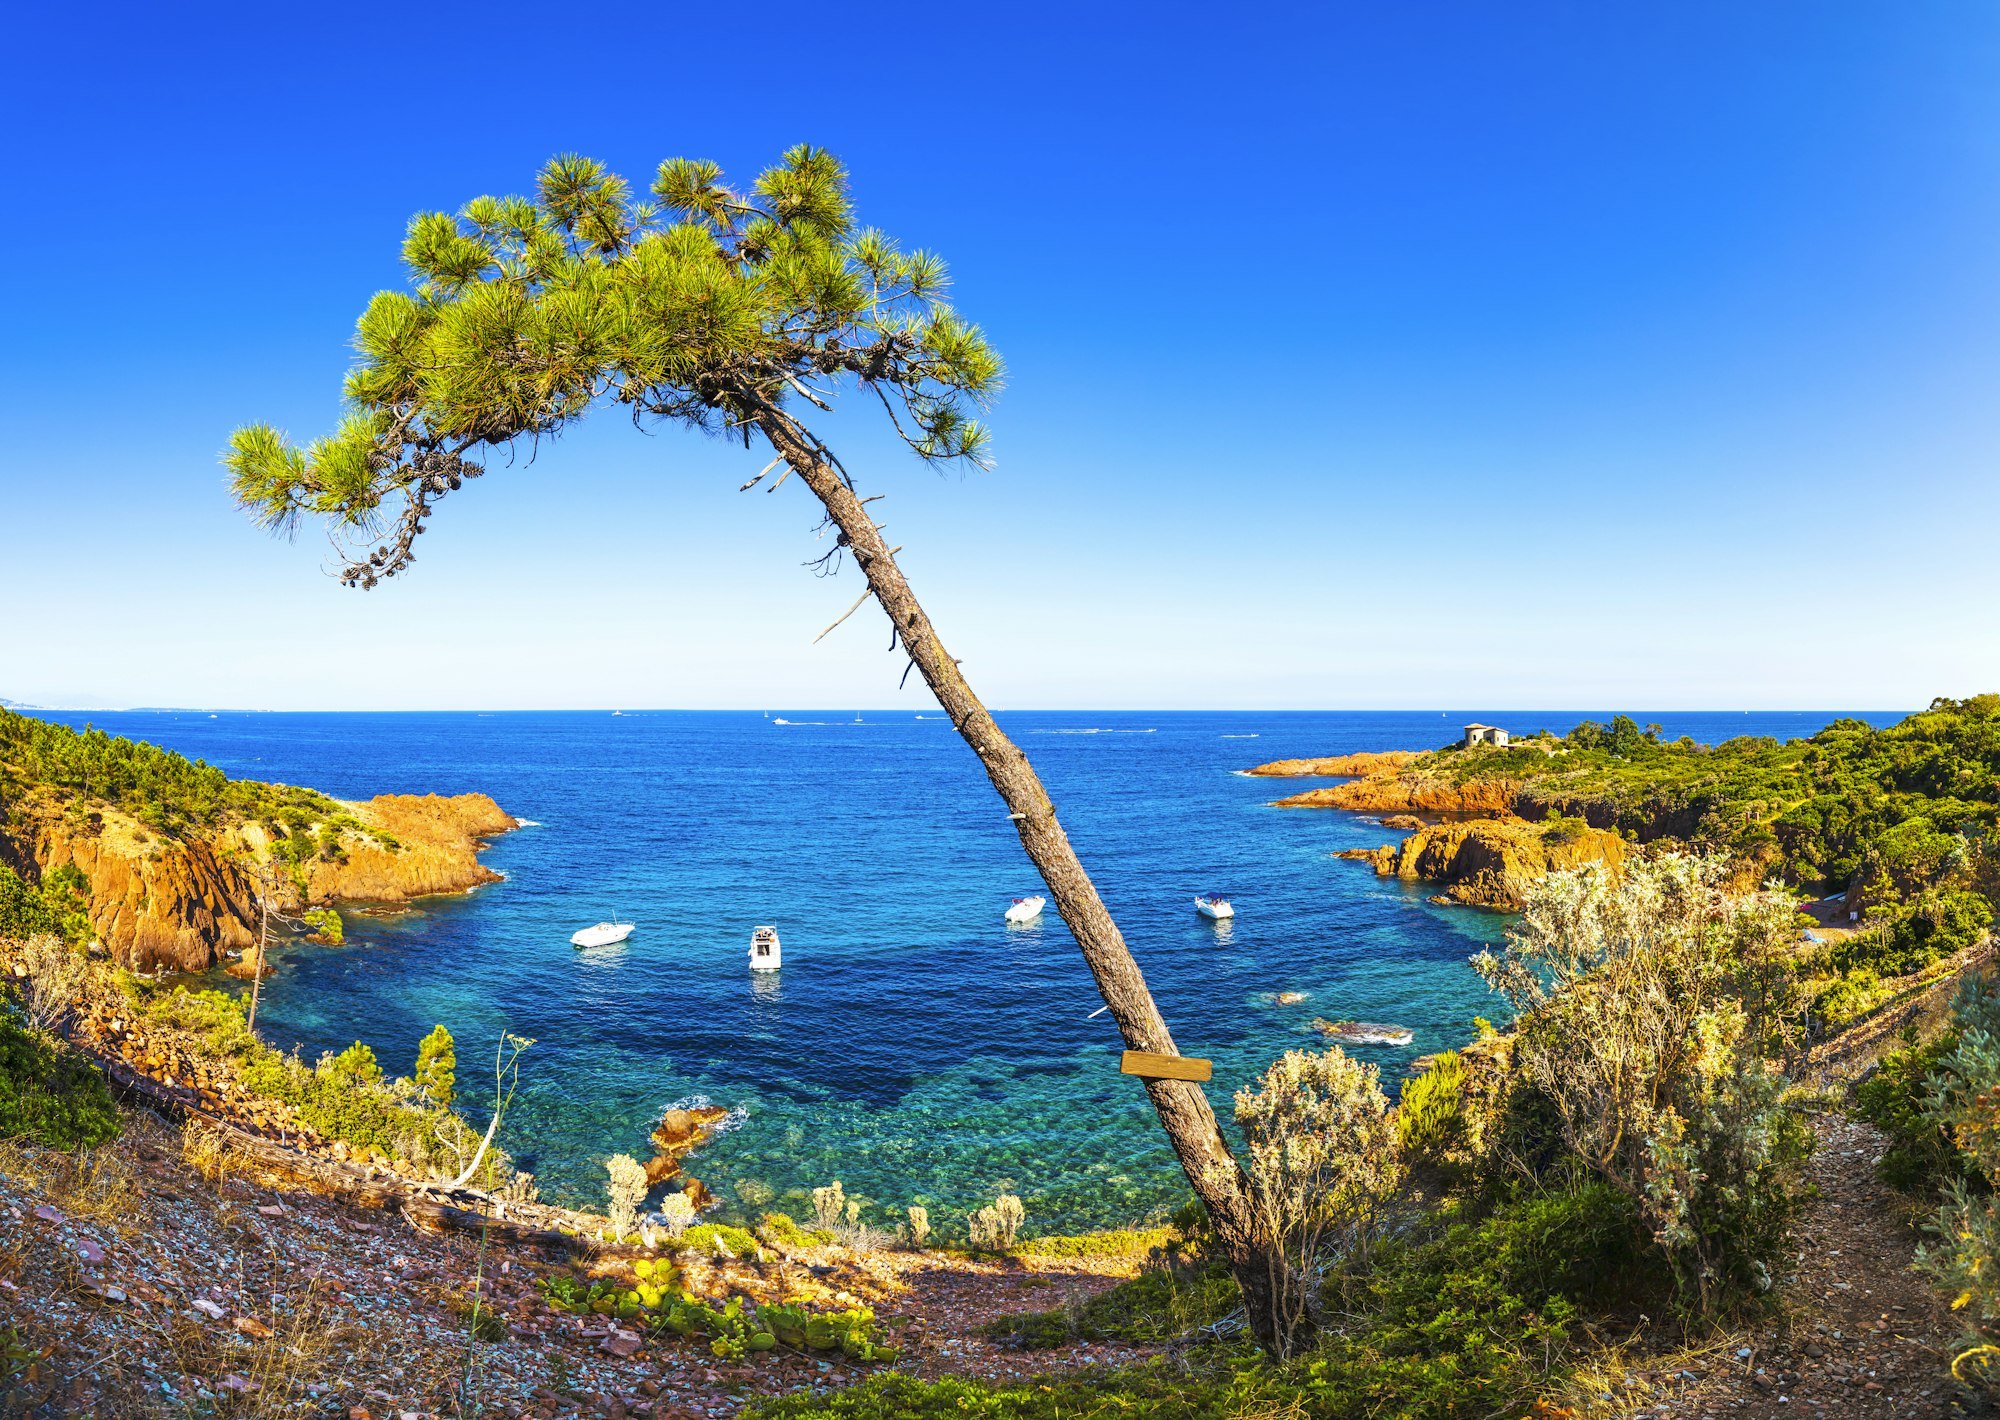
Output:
[[1220, 733, 1260, 739], [1031, 727, 1157, 735]]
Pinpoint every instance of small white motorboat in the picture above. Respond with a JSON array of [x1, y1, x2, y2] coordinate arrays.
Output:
[[1194, 895, 1234, 920], [1005, 895, 1046, 924], [571, 921, 635, 949], [750, 925, 782, 970]]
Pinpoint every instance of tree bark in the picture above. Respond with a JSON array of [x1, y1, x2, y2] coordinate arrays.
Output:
[[749, 401, 1299, 1355]]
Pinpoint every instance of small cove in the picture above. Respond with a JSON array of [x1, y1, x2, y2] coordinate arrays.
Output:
[[39, 708, 1901, 1232]]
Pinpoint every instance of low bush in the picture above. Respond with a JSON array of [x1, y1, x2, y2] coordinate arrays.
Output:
[[1009, 1225, 1173, 1259], [0, 864, 90, 944], [142, 987, 503, 1182], [757, 1211, 831, 1250], [1851, 1024, 1968, 1194], [1814, 967, 1890, 1028], [1475, 858, 1813, 1310], [1915, 976, 2000, 1391], [1833, 890, 1993, 979], [681, 1222, 759, 1258], [744, 1369, 1249, 1419], [982, 1257, 1239, 1348], [0, 1011, 120, 1149], [540, 1259, 895, 1362]]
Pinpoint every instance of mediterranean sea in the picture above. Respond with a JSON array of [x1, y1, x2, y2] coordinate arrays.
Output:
[[31, 708, 1907, 1233]]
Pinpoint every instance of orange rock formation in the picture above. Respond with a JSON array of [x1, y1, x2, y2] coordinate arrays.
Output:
[[14, 793, 516, 973]]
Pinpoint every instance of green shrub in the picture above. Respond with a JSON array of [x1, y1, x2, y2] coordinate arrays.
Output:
[[1851, 1024, 1966, 1194], [413, 1024, 455, 1107], [1915, 977, 2000, 1388], [1814, 967, 1888, 1027], [1475, 857, 1813, 1310], [539, 1262, 895, 1363], [0, 1011, 119, 1149], [145, 987, 262, 1059], [757, 1211, 832, 1250], [983, 1258, 1239, 1348], [0, 864, 90, 944], [681, 1222, 759, 1257], [745, 1370, 1244, 1420], [1010, 1225, 1173, 1259], [1834, 891, 1992, 978], [1397, 1050, 1470, 1177]]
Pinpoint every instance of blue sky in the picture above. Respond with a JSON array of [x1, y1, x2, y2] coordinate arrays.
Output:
[[3, 3, 1995, 710]]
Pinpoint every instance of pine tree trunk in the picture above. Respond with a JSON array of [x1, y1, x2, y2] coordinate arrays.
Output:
[[750, 403, 1303, 1356]]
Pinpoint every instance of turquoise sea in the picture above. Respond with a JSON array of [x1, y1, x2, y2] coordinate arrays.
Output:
[[33, 708, 1904, 1234]]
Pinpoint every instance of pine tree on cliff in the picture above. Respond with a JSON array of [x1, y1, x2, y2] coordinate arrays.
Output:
[[224, 148, 1304, 1354]]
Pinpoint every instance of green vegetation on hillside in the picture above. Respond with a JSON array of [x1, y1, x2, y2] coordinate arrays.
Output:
[[0, 1009, 119, 1150], [1431, 696, 2000, 899], [130, 981, 518, 1187], [1424, 699, 1999, 1012], [1853, 973, 2000, 1395], [0, 706, 334, 839], [0, 863, 90, 943]]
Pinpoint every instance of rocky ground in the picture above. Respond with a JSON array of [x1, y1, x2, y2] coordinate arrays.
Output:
[[0, 1107, 1156, 1418], [1572, 1111, 1964, 1420]]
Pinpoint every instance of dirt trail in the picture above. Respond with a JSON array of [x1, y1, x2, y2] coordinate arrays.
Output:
[[1628, 1113, 1960, 1419]]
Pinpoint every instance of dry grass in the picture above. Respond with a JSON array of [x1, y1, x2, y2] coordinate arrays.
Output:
[[180, 1115, 251, 1188], [1226, 1397, 1314, 1420], [216, 1280, 358, 1418], [1549, 1330, 1742, 1416], [0, 1122, 148, 1235]]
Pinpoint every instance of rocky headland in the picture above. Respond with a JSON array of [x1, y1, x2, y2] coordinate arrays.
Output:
[[3, 790, 516, 973], [1252, 748, 1615, 909], [1336, 816, 1629, 910]]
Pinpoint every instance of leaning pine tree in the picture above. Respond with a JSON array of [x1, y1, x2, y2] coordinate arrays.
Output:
[[225, 146, 1301, 1353]]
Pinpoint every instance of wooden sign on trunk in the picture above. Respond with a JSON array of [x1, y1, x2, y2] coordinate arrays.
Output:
[[1119, 1050, 1213, 1082]]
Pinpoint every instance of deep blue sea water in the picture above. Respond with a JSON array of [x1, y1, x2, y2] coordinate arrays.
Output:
[[30, 708, 1907, 1233]]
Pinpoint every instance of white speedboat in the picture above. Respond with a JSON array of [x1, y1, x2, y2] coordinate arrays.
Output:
[[1005, 895, 1046, 924], [571, 921, 635, 949], [1194, 895, 1234, 920], [750, 925, 782, 970]]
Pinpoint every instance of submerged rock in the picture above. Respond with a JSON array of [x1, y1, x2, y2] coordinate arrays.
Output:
[[651, 1104, 730, 1155], [1313, 1019, 1415, 1047]]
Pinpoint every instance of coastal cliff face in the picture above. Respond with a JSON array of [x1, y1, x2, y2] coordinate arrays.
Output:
[[13, 792, 515, 972], [1256, 746, 1625, 907], [1274, 771, 1520, 817], [283, 794, 515, 904], [1340, 817, 1629, 910], [1245, 750, 1422, 778]]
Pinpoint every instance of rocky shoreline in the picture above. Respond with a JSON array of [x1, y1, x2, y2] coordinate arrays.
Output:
[[5, 790, 517, 973], [1253, 748, 1620, 910]]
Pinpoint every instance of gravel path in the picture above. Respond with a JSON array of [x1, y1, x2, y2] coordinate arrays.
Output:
[[1615, 1113, 1964, 1419]]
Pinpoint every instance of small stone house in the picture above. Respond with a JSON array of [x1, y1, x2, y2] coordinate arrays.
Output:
[[1463, 723, 1509, 749]]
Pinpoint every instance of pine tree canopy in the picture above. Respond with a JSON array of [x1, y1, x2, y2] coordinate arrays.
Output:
[[225, 146, 1004, 585]]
